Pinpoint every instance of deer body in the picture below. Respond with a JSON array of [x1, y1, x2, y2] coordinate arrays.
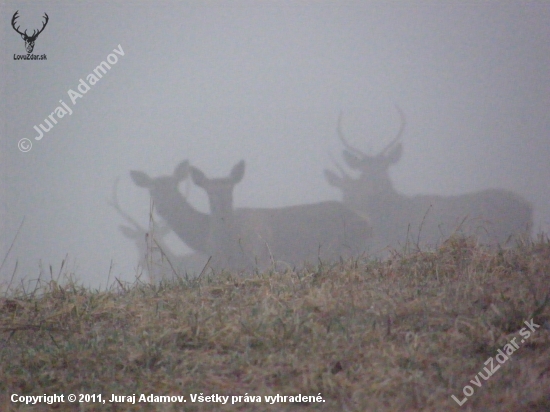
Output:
[[235, 202, 371, 268], [325, 108, 533, 253], [191, 161, 372, 272], [355, 187, 531, 251]]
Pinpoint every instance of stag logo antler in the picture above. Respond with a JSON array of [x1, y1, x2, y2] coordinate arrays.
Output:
[[12, 11, 49, 54]]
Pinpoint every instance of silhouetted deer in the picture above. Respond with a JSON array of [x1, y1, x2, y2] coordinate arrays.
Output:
[[325, 107, 532, 253], [109, 178, 208, 282], [190, 160, 372, 272], [130, 161, 210, 257]]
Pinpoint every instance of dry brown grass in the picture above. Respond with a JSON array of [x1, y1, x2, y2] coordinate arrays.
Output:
[[1, 235, 549, 411]]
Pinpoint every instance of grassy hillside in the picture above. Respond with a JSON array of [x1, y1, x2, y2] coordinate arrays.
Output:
[[1, 235, 549, 411]]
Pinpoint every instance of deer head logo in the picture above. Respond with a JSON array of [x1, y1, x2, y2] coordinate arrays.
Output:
[[12, 11, 49, 54]]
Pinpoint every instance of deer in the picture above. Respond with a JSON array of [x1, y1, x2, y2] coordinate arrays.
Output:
[[189, 160, 373, 273], [109, 178, 208, 282], [324, 106, 533, 254], [11, 11, 49, 54], [130, 160, 211, 257]]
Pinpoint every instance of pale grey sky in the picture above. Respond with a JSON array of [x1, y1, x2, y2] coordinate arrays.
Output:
[[1, 1, 549, 287]]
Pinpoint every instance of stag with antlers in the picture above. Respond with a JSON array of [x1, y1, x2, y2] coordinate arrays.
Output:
[[12, 11, 49, 54], [325, 106, 532, 254]]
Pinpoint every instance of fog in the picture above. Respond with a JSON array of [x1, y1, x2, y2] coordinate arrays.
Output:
[[1, 2, 549, 288]]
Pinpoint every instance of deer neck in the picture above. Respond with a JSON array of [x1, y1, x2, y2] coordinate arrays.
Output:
[[362, 189, 403, 219], [154, 191, 209, 254]]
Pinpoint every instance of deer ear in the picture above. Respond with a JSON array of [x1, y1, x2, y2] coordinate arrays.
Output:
[[190, 167, 207, 188], [174, 160, 190, 181], [386, 143, 402, 164], [342, 151, 363, 170], [130, 171, 152, 187], [231, 160, 245, 183], [324, 169, 343, 188]]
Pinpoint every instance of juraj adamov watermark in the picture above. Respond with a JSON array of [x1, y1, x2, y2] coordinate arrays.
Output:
[[18, 44, 124, 152], [451, 318, 540, 406]]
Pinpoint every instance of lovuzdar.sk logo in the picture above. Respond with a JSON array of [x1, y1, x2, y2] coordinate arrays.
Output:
[[12, 10, 48, 60]]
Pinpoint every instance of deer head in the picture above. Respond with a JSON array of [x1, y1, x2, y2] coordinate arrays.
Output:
[[190, 160, 245, 217], [12, 11, 49, 54], [325, 106, 406, 201]]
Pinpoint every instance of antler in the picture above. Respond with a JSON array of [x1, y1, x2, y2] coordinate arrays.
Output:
[[11, 11, 49, 39], [109, 178, 172, 241], [33, 13, 49, 39], [381, 104, 406, 156], [11, 11, 24, 36], [108, 178, 147, 233], [337, 111, 366, 158]]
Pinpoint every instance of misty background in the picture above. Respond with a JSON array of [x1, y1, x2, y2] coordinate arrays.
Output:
[[1, 2, 549, 288]]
